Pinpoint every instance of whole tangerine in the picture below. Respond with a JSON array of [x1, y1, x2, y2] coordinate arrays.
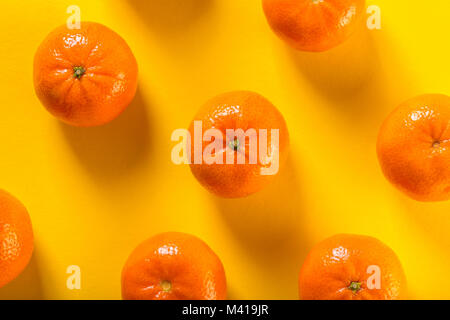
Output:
[[0, 190, 34, 289], [188, 91, 290, 198], [121, 232, 227, 300], [34, 22, 138, 127], [262, 0, 366, 52], [377, 94, 450, 202], [299, 234, 407, 300]]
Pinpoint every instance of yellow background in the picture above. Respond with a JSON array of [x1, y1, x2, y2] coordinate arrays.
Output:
[[0, 0, 449, 300]]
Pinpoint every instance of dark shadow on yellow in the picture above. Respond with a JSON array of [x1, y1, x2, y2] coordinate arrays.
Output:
[[60, 89, 152, 182], [399, 197, 450, 254], [126, 0, 214, 36], [289, 25, 414, 128], [0, 252, 44, 300], [290, 25, 379, 100], [225, 287, 239, 301], [214, 156, 312, 274]]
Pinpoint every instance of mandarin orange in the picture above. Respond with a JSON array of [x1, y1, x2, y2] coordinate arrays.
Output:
[[299, 234, 407, 300], [262, 0, 366, 52], [377, 94, 450, 202], [34, 22, 138, 127], [0, 190, 34, 288], [188, 91, 289, 198], [121, 232, 227, 300]]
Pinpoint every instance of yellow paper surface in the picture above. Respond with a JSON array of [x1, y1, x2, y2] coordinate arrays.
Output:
[[0, 0, 449, 299]]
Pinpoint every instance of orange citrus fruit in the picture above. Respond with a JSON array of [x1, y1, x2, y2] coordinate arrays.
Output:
[[262, 0, 366, 52], [299, 234, 407, 300], [377, 94, 450, 202], [0, 190, 34, 288], [188, 91, 289, 198], [121, 232, 227, 300], [34, 22, 138, 127]]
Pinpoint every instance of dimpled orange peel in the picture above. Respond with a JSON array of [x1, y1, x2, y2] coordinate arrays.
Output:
[[377, 94, 450, 202], [34, 22, 138, 127], [0, 190, 34, 288], [188, 91, 289, 198], [121, 232, 227, 300], [262, 0, 366, 52], [299, 234, 407, 300]]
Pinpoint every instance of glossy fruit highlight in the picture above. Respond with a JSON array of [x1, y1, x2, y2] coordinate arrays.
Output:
[[121, 232, 227, 300], [0, 190, 34, 288], [299, 234, 407, 300], [262, 0, 366, 52], [188, 91, 289, 198], [377, 94, 450, 202], [34, 22, 138, 127]]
